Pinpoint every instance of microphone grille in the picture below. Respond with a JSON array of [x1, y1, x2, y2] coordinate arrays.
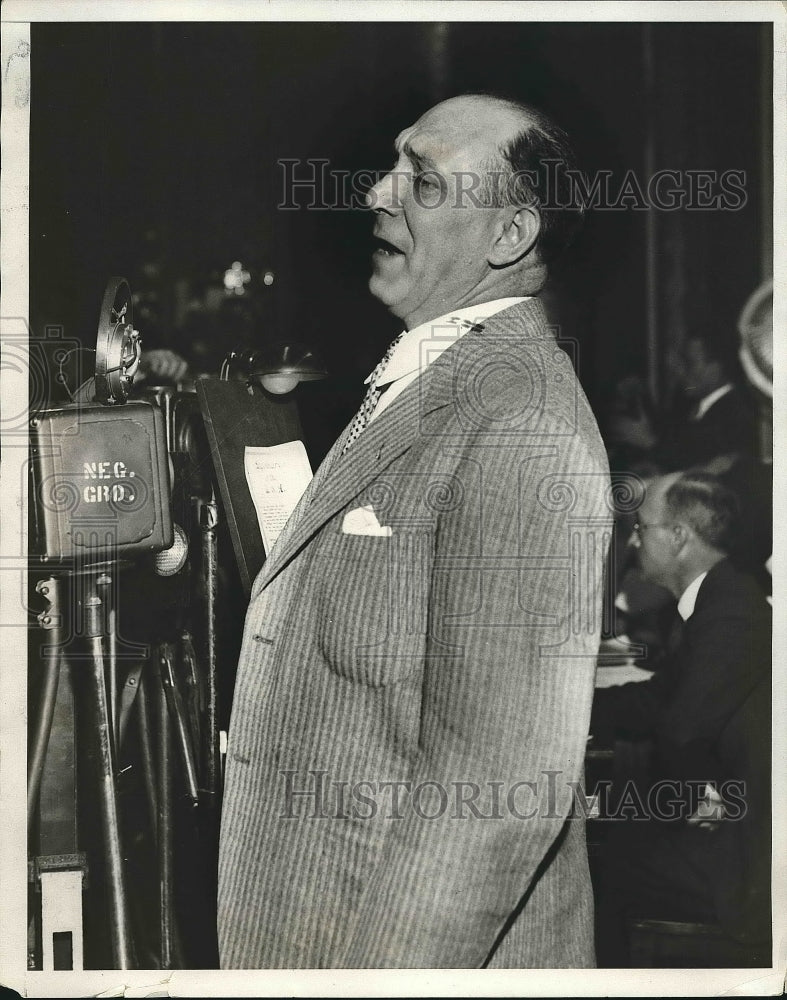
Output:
[[154, 523, 189, 576]]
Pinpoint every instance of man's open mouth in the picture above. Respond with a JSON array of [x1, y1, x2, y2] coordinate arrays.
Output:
[[372, 236, 405, 256]]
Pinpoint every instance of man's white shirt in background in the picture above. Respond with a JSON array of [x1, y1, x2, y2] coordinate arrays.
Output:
[[677, 570, 709, 622], [691, 383, 734, 422]]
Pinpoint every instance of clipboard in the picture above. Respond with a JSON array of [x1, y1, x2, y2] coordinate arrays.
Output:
[[195, 378, 304, 596]]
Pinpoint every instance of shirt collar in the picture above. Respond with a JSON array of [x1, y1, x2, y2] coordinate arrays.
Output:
[[677, 571, 708, 621], [367, 297, 529, 387], [693, 383, 734, 421]]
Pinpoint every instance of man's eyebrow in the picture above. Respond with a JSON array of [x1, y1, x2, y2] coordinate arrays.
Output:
[[394, 137, 439, 173]]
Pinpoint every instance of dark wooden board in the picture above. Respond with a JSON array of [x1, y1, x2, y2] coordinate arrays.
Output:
[[195, 379, 303, 596]]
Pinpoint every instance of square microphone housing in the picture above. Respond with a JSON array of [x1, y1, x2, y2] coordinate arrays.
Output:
[[30, 400, 173, 564]]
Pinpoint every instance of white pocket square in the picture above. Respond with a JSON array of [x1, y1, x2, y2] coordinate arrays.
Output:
[[341, 505, 392, 537]]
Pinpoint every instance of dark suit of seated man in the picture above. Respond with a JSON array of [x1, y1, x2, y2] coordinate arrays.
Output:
[[591, 471, 771, 966]]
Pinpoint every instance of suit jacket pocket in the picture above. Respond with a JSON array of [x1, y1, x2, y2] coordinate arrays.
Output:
[[315, 527, 434, 687]]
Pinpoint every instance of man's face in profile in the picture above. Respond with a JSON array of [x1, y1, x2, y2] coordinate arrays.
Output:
[[366, 97, 521, 330], [633, 482, 676, 590], [675, 337, 723, 400]]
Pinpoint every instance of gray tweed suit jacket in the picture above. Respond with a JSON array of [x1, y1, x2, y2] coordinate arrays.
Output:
[[217, 298, 611, 968]]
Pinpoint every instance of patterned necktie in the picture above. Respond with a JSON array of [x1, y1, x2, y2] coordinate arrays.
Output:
[[341, 332, 404, 454]]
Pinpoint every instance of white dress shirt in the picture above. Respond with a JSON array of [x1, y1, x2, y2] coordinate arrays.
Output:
[[368, 297, 528, 422], [677, 571, 708, 621], [692, 383, 734, 421]]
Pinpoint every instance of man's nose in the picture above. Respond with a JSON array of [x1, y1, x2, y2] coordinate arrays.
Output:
[[365, 169, 402, 213]]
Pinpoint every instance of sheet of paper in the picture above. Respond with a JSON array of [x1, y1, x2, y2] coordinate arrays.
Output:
[[244, 441, 313, 554]]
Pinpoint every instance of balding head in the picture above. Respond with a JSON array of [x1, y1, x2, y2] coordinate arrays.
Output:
[[663, 471, 740, 553], [403, 94, 529, 158], [406, 95, 584, 262], [634, 471, 736, 597], [366, 94, 583, 328]]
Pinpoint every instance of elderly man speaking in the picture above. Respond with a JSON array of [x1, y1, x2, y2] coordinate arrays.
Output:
[[218, 94, 611, 969]]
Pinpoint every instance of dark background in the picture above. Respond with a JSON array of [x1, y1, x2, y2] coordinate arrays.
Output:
[[31, 20, 772, 456]]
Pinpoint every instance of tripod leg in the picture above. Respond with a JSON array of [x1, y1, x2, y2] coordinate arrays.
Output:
[[28, 577, 64, 831], [136, 667, 158, 845], [107, 605, 119, 743], [88, 629, 133, 969], [158, 643, 199, 807], [28, 650, 61, 831], [96, 572, 119, 753], [179, 631, 202, 760], [155, 665, 174, 969]]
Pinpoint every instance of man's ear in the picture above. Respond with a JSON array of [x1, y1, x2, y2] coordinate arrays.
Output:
[[672, 522, 691, 554], [488, 206, 541, 266]]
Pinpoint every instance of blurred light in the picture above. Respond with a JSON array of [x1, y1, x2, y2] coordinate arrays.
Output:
[[263, 270, 275, 286], [223, 260, 251, 296]]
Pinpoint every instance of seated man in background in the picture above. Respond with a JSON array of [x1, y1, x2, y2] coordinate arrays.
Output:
[[591, 471, 771, 966], [608, 335, 759, 471], [605, 335, 770, 652]]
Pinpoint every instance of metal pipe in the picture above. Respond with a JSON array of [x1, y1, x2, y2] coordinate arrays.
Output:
[[96, 573, 118, 752], [28, 577, 64, 831], [179, 631, 202, 756], [88, 623, 133, 969], [27, 648, 61, 832], [156, 654, 174, 970], [158, 643, 199, 807], [136, 668, 158, 845], [107, 605, 119, 745]]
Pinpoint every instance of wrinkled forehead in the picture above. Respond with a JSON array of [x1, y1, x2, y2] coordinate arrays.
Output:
[[395, 102, 520, 173]]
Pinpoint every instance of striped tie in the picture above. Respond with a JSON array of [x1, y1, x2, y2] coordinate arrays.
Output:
[[341, 332, 404, 454]]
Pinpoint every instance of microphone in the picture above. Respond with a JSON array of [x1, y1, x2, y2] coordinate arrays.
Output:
[[154, 523, 189, 577]]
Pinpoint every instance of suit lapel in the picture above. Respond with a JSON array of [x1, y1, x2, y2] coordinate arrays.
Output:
[[255, 365, 451, 593], [254, 297, 552, 595]]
